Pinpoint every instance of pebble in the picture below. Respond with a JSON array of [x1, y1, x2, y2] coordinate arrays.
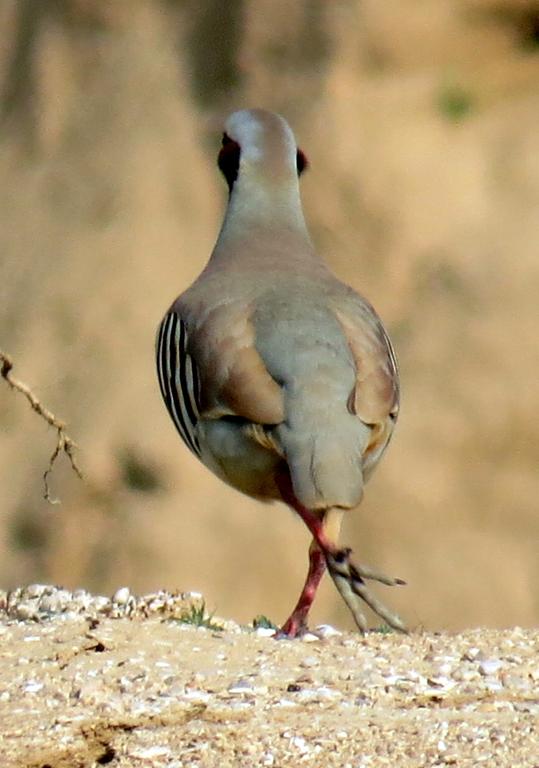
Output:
[[482, 676, 504, 693], [462, 647, 482, 662], [290, 735, 309, 753], [227, 679, 268, 695], [130, 746, 171, 759], [299, 656, 319, 668], [427, 676, 456, 691], [23, 680, 44, 693], [0, 585, 238, 630], [297, 686, 340, 702], [315, 624, 342, 638], [228, 679, 256, 694], [112, 586, 132, 605], [478, 658, 503, 676], [255, 627, 276, 638]]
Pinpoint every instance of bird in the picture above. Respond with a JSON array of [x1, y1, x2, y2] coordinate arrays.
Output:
[[156, 108, 406, 637]]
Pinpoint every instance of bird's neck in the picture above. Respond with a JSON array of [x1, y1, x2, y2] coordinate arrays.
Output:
[[208, 175, 325, 272]]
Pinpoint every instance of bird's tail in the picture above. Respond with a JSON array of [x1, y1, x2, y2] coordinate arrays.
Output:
[[276, 403, 371, 511]]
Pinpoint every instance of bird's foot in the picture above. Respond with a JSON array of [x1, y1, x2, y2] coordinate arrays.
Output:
[[326, 547, 408, 633], [275, 613, 310, 639]]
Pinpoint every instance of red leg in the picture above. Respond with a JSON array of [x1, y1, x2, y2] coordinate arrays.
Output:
[[277, 473, 338, 555], [276, 470, 407, 633], [279, 542, 326, 638]]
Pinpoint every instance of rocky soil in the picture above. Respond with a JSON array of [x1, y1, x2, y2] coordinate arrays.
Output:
[[1, 586, 538, 767]]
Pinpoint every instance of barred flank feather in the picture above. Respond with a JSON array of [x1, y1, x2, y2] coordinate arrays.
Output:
[[156, 312, 201, 457]]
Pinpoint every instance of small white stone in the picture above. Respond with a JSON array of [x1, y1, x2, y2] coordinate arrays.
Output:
[[274, 698, 297, 708], [291, 736, 308, 752], [435, 662, 453, 676], [463, 647, 482, 661], [426, 676, 456, 691], [382, 674, 401, 685], [112, 586, 131, 605], [23, 681, 44, 693], [255, 627, 276, 638], [39, 594, 68, 613], [92, 596, 111, 611], [227, 678, 266, 695], [131, 746, 171, 759], [479, 659, 503, 676], [297, 686, 340, 702], [482, 676, 504, 693], [183, 689, 211, 703], [315, 624, 342, 638], [299, 655, 319, 668]]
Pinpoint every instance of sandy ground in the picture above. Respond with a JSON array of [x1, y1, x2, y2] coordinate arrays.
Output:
[[0, 588, 538, 767]]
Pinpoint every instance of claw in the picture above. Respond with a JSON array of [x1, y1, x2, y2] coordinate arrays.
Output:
[[333, 548, 406, 586], [326, 548, 408, 633]]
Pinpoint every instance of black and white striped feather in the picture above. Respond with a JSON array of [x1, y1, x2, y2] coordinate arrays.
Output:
[[156, 312, 201, 457]]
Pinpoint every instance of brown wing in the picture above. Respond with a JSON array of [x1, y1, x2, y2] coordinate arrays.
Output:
[[334, 306, 399, 472], [185, 301, 285, 425]]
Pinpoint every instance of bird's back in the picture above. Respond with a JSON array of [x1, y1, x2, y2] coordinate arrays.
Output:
[[173, 266, 396, 511]]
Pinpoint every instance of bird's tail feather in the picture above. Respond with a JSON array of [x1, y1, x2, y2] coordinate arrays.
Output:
[[277, 410, 371, 510]]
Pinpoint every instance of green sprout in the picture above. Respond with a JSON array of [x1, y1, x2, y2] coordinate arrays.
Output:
[[252, 614, 278, 631], [178, 600, 223, 631]]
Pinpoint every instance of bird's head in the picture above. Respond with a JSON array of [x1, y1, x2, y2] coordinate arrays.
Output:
[[217, 109, 308, 195]]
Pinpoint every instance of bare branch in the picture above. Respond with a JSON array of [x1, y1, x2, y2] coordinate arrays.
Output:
[[0, 349, 83, 503]]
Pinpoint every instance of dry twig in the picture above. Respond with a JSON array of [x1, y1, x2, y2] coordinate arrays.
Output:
[[0, 349, 83, 503]]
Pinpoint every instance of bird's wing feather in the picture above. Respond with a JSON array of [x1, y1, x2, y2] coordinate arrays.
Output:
[[334, 305, 399, 423], [156, 311, 202, 456], [333, 303, 399, 470], [172, 300, 285, 426]]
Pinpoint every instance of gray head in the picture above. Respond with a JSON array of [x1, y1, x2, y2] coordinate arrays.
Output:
[[217, 109, 308, 194]]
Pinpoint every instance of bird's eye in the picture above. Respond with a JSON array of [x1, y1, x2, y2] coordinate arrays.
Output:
[[296, 149, 309, 176], [218, 137, 241, 192]]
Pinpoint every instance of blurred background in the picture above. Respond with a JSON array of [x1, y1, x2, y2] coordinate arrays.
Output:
[[0, 0, 538, 631]]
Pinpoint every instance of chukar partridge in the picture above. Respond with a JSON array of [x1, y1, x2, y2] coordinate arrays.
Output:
[[157, 108, 406, 636]]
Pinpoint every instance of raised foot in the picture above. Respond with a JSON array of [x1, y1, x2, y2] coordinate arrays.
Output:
[[326, 547, 408, 633]]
